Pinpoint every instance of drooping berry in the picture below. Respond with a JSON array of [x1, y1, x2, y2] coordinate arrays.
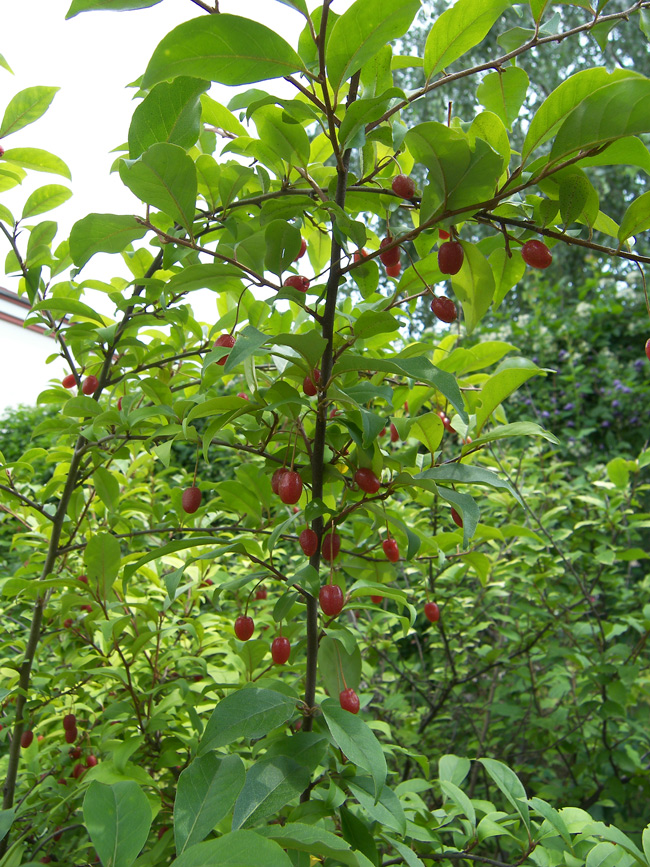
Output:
[[20, 730, 34, 749], [319, 584, 344, 617], [299, 528, 318, 557], [86, 755, 98, 767], [353, 249, 368, 263], [450, 507, 463, 528], [72, 763, 85, 779], [391, 174, 416, 199], [182, 487, 202, 514], [646, 338, 650, 361], [385, 262, 401, 278], [294, 237, 307, 260], [438, 241, 464, 275], [321, 532, 341, 561], [271, 467, 288, 494], [271, 636, 291, 665], [234, 616, 255, 641], [255, 586, 267, 600], [82, 375, 99, 395], [278, 471, 303, 505], [62, 373, 76, 389], [214, 333, 236, 366], [283, 275, 310, 292], [390, 423, 399, 443], [431, 295, 457, 323], [354, 468, 381, 494], [339, 688, 360, 714], [424, 602, 440, 623], [65, 727, 77, 744], [63, 714, 76, 731], [439, 229, 450, 240], [379, 237, 400, 267], [382, 538, 399, 562], [371, 595, 384, 604], [521, 239, 552, 269], [303, 369, 321, 397]]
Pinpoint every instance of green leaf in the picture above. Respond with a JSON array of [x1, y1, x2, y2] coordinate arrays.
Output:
[[424, 0, 513, 78], [198, 687, 296, 753], [93, 467, 120, 512], [142, 15, 305, 89], [479, 758, 530, 832], [21, 185, 71, 219], [257, 822, 354, 863], [475, 362, 543, 433], [224, 325, 269, 374], [232, 756, 309, 830], [66, 0, 162, 17], [119, 143, 197, 232], [326, 0, 420, 92], [0, 809, 14, 844], [83, 781, 152, 867], [339, 89, 404, 150], [490, 247, 526, 308], [529, 797, 571, 844], [451, 243, 495, 334], [440, 780, 476, 828], [415, 464, 523, 505], [264, 220, 302, 275], [84, 532, 121, 602], [30, 296, 105, 325], [347, 778, 407, 835], [319, 635, 362, 699], [439, 754, 471, 786], [0, 148, 70, 179], [619, 191, 650, 241], [340, 806, 378, 866], [0, 86, 59, 138], [128, 77, 210, 159], [175, 754, 245, 855], [321, 698, 387, 800], [69, 213, 148, 268], [353, 310, 400, 339], [0, 54, 13, 74], [477, 66, 529, 130], [172, 830, 293, 867], [253, 106, 310, 167]]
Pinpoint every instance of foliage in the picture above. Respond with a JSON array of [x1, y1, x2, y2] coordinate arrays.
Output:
[[0, 1, 650, 866]]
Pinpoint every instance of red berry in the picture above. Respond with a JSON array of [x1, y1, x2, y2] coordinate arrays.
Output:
[[321, 532, 341, 561], [385, 262, 401, 278], [390, 423, 399, 443], [117, 396, 123, 410], [379, 427, 386, 436], [371, 595, 383, 604], [439, 229, 450, 240], [81, 604, 92, 613], [379, 237, 400, 267], [62, 373, 76, 389], [391, 174, 416, 199], [78, 574, 88, 584], [69, 747, 82, 759], [382, 538, 400, 562], [271, 467, 288, 494], [294, 237, 307, 260], [353, 249, 367, 263], [271, 636, 291, 664], [425, 602, 440, 623], [521, 239, 552, 269], [20, 730, 34, 749], [214, 333, 236, 366], [72, 763, 85, 779], [182, 486, 202, 514], [451, 507, 463, 528], [303, 369, 320, 397], [283, 275, 310, 292], [339, 688, 360, 714], [82, 375, 99, 395], [237, 392, 249, 400], [438, 241, 464, 275], [430, 295, 457, 323], [63, 618, 74, 628], [234, 615, 255, 641], [255, 586, 267, 600], [319, 584, 344, 617], [354, 468, 380, 494], [299, 528, 318, 557], [646, 339, 650, 361], [278, 471, 303, 505], [65, 727, 77, 744], [86, 755, 98, 767], [63, 713, 76, 731], [40, 858, 52, 864]]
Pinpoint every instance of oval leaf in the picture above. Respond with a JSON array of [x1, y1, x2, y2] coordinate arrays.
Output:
[[83, 781, 152, 867], [198, 687, 296, 754]]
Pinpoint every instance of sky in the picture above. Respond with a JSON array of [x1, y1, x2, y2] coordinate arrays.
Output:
[[0, 1, 351, 296]]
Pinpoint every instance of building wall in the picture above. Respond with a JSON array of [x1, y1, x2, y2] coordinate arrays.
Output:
[[0, 289, 65, 414]]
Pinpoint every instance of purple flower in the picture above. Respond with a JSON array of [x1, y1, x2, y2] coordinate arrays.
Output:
[[563, 402, 574, 411], [541, 410, 550, 419], [602, 420, 611, 428], [611, 400, 620, 408]]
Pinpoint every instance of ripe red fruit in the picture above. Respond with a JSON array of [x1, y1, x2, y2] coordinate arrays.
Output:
[[82, 375, 99, 395], [299, 528, 318, 557], [40, 857, 52, 864], [63, 713, 76, 731], [439, 229, 450, 240], [354, 468, 380, 494], [382, 538, 400, 562], [451, 507, 463, 528], [271, 636, 291, 665], [646, 338, 650, 361], [425, 602, 440, 623], [64, 727, 77, 744], [237, 392, 249, 400], [391, 174, 416, 199], [117, 397, 123, 410], [86, 755, 98, 767], [62, 373, 76, 389], [379, 236, 400, 267], [63, 618, 74, 628], [319, 584, 344, 617], [385, 262, 401, 278], [255, 586, 267, 600], [353, 249, 367, 263], [390, 423, 399, 443], [20, 730, 34, 749], [339, 688, 360, 714], [214, 333, 236, 366], [371, 595, 383, 604], [81, 604, 92, 613], [303, 369, 320, 396], [294, 237, 307, 260], [69, 747, 82, 759], [438, 241, 464, 275], [72, 763, 85, 779], [182, 486, 202, 514], [271, 467, 288, 494], [431, 295, 457, 323], [78, 574, 88, 584], [283, 275, 310, 292], [234, 615, 255, 641], [321, 532, 341, 561], [521, 239, 552, 269], [278, 470, 303, 504]]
